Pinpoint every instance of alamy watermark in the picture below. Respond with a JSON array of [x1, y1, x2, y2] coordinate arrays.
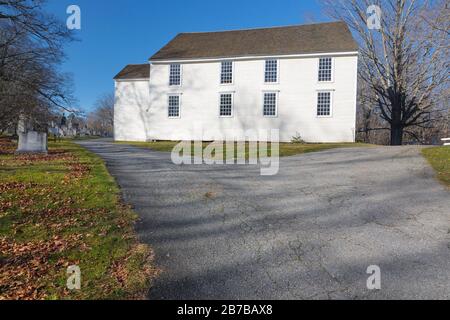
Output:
[[366, 265, 381, 290], [170, 128, 280, 176], [67, 265, 81, 290], [66, 5, 81, 30], [367, 5, 382, 30]]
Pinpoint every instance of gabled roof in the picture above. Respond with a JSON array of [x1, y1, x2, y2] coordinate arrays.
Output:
[[150, 21, 358, 61], [114, 64, 150, 80]]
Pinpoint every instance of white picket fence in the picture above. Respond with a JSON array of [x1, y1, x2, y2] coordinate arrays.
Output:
[[442, 138, 450, 146]]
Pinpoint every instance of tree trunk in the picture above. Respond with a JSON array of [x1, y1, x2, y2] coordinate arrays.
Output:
[[389, 89, 404, 146], [390, 125, 404, 145]]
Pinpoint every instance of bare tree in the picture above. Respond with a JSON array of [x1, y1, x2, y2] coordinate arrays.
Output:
[[0, 0, 75, 133], [321, 0, 449, 145], [356, 76, 391, 144], [0, 0, 72, 64], [87, 93, 114, 137]]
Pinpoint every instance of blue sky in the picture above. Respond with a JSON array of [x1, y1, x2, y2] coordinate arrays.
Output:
[[45, 0, 327, 112]]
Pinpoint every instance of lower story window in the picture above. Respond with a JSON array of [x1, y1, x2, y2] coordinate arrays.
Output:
[[219, 93, 233, 117], [317, 91, 331, 117], [168, 95, 180, 118], [263, 92, 277, 117]]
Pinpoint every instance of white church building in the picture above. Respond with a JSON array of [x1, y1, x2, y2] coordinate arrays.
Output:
[[113, 21, 359, 142]]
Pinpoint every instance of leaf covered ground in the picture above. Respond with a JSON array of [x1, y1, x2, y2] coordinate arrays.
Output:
[[0, 137, 159, 300]]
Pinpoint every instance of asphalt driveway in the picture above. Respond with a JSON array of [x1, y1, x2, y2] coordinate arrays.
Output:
[[78, 139, 450, 299]]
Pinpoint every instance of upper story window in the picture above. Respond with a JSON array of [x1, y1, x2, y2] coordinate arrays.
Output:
[[220, 61, 233, 84], [318, 57, 332, 82], [169, 64, 181, 86], [317, 91, 332, 117], [219, 93, 233, 117], [264, 59, 278, 83], [263, 92, 277, 117], [168, 95, 180, 118]]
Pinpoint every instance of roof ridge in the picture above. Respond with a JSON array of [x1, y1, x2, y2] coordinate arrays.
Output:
[[149, 21, 357, 61], [179, 21, 345, 35], [114, 64, 150, 80], [125, 63, 150, 66]]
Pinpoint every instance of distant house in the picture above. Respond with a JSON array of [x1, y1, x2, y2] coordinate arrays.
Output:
[[114, 21, 358, 142]]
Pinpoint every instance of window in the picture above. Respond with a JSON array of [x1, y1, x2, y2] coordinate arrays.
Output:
[[317, 92, 332, 117], [221, 61, 233, 84], [318, 57, 332, 82], [168, 95, 180, 118], [169, 64, 181, 86], [263, 92, 277, 117], [264, 59, 278, 83], [219, 93, 233, 117]]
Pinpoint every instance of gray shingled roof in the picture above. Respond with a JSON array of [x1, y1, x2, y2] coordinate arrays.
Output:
[[150, 21, 358, 61], [114, 64, 150, 80]]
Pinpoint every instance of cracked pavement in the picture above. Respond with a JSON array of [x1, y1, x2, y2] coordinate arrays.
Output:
[[78, 139, 450, 300]]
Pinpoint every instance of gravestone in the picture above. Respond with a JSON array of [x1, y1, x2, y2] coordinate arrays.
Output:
[[17, 131, 48, 153], [16, 116, 48, 154]]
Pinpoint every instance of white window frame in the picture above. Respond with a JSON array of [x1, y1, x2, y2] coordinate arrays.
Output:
[[264, 59, 279, 84], [317, 57, 334, 83], [168, 94, 181, 119], [169, 64, 182, 87], [262, 91, 279, 118], [218, 92, 234, 118], [220, 60, 234, 85], [316, 90, 333, 118]]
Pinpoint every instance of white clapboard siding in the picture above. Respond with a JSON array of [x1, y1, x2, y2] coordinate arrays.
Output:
[[115, 54, 358, 142]]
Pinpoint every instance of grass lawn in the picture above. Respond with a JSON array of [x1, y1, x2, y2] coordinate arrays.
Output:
[[71, 136, 105, 141], [422, 146, 450, 187], [48, 135, 104, 142], [0, 137, 158, 300], [115, 141, 370, 159]]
